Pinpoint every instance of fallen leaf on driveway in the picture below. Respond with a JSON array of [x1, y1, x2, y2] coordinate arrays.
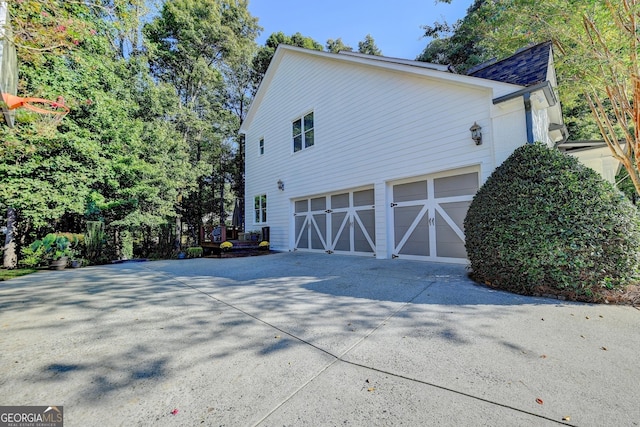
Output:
[[367, 387, 375, 392], [536, 398, 544, 405], [601, 346, 608, 351], [562, 416, 571, 421], [170, 409, 178, 415]]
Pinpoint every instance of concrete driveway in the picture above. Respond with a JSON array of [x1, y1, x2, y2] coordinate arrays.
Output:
[[0, 252, 638, 426]]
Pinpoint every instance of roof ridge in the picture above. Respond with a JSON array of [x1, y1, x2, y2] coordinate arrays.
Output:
[[338, 50, 452, 72]]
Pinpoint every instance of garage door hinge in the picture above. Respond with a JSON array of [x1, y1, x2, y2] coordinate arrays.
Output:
[[392, 254, 399, 259], [390, 203, 398, 207], [325, 209, 333, 213]]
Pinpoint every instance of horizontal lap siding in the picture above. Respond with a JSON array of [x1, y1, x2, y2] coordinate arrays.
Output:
[[245, 52, 497, 252]]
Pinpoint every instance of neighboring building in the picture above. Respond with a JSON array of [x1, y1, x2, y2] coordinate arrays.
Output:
[[239, 42, 609, 263]]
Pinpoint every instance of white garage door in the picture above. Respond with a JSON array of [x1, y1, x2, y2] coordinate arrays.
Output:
[[391, 170, 478, 263], [294, 188, 376, 255]]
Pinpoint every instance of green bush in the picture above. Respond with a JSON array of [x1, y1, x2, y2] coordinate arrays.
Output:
[[186, 247, 203, 258], [464, 143, 640, 300], [20, 233, 82, 267]]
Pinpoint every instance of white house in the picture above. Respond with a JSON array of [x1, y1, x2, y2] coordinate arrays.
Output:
[[239, 42, 610, 263]]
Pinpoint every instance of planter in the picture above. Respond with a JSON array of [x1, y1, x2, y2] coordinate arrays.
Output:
[[70, 259, 82, 268], [50, 257, 69, 270]]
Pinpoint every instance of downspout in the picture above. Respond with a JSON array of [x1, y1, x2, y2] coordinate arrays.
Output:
[[523, 92, 534, 144], [494, 81, 556, 145]]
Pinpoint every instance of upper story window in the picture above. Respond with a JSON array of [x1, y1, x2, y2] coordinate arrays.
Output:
[[293, 111, 314, 152], [259, 138, 264, 155]]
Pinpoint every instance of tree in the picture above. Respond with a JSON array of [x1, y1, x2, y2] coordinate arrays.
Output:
[[357, 34, 381, 56], [2, 0, 200, 264], [326, 37, 352, 53], [417, 0, 489, 73], [476, 0, 640, 196], [251, 31, 323, 93], [144, 0, 260, 242]]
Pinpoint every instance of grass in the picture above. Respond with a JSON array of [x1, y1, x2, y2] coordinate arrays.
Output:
[[0, 268, 37, 281]]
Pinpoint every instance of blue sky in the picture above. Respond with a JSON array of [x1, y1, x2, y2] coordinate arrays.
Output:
[[247, 0, 474, 60]]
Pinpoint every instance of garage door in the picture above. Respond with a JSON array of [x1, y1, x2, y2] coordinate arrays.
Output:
[[391, 171, 478, 262], [294, 188, 376, 255]]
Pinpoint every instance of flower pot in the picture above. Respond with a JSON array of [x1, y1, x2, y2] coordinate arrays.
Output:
[[50, 256, 69, 270]]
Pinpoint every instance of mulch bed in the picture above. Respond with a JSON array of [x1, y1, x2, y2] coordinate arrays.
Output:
[[529, 284, 640, 306], [471, 272, 640, 306], [206, 249, 274, 259]]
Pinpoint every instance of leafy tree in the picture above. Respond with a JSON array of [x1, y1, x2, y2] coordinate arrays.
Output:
[[88, 0, 149, 57], [251, 31, 323, 93], [357, 34, 382, 56], [144, 0, 259, 243], [5, 0, 92, 63], [326, 37, 352, 53], [417, 0, 488, 73], [2, 0, 200, 264], [479, 0, 640, 195]]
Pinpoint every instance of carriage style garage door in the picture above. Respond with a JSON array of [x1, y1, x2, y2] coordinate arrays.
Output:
[[391, 170, 478, 263], [294, 188, 376, 255]]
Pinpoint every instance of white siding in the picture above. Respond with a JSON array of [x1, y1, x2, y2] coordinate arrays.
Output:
[[245, 51, 524, 253], [532, 107, 553, 146], [569, 147, 621, 184], [490, 98, 527, 175]]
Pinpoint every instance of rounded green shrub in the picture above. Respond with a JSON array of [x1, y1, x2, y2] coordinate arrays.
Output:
[[464, 143, 640, 301]]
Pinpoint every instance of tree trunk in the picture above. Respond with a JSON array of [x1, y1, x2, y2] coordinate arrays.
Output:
[[175, 215, 181, 251], [114, 228, 121, 260], [3, 208, 17, 269]]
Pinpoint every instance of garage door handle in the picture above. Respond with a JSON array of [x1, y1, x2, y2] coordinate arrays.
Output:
[[390, 203, 398, 207]]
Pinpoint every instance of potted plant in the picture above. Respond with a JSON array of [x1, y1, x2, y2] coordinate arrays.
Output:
[[27, 233, 76, 270], [258, 241, 270, 251]]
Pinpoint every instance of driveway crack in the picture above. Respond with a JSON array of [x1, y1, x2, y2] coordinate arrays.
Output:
[[146, 268, 570, 426]]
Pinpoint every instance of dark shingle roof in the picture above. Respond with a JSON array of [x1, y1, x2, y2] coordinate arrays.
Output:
[[467, 41, 552, 87]]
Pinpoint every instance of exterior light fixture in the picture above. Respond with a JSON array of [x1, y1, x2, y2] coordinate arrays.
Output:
[[277, 179, 284, 191], [470, 122, 482, 145]]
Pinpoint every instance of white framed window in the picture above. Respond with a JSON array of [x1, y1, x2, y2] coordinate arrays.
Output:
[[254, 194, 267, 224], [292, 111, 314, 152], [259, 138, 264, 155]]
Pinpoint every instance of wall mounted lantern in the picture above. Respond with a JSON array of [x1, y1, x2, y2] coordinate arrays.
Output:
[[277, 179, 284, 191], [470, 122, 482, 145]]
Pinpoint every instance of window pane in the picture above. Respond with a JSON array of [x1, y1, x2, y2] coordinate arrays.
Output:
[[262, 210, 267, 222], [304, 112, 313, 131], [292, 119, 302, 136], [259, 138, 264, 155], [261, 195, 267, 209], [255, 209, 260, 223], [254, 196, 260, 210], [305, 129, 314, 148], [293, 135, 302, 152]]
